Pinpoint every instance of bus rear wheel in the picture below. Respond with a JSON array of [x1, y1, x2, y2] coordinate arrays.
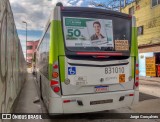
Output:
[[39, 76, 43, 100]]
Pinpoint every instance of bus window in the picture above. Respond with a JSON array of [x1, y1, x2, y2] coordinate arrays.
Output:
[[62, 13, 131, 53]]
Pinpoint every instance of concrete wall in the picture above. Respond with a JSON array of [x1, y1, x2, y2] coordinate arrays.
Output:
[[0, 0, 26, 116], [121, 0, 160, 46]]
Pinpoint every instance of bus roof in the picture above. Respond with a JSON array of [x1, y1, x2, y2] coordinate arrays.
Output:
[[61, 7, 131, 18]]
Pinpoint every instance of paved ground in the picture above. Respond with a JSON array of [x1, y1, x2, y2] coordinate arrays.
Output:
[[140, 76, 160, 82], [139, 77, 160, 98], [11, 70, 160, 122]]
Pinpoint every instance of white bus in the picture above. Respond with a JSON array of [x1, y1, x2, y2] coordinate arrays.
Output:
[[36, 3, 139, 114]]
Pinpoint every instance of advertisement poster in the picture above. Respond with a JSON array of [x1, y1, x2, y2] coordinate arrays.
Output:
[[139, 52, 154, 76], [146, 57, 156, 77], [63, 17, 114, 48]]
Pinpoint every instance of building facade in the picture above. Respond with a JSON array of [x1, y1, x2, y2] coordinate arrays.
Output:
[[26, 40, 39, 64], [122, 0, 160, 77]]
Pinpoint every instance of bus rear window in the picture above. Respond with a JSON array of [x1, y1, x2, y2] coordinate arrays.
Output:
[[62, 13, 131, 52]]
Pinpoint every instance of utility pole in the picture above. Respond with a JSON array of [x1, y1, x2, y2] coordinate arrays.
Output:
[[124, 0, 126, 7], [22, 21, 27, 63], [119, 0, 122, 12]]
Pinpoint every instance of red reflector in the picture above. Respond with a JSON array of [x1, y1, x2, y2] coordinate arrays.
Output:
[[129, 94, 134, 96], [53, 64, 58, 69], [63, 100, 71, 103], [54, 86, 60, 93], [135, 82, 139, 87], [76, 52, 122, 56], [136, 64, 139, 67], [50, 80, 58, 86], [136, 77, 139, 81]]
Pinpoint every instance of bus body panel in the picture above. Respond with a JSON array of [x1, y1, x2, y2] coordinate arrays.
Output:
[[48, 90, 137, 114], [132, 90, 139, 105], [60, 56, 135, 95], [61, 81, 134, 95]]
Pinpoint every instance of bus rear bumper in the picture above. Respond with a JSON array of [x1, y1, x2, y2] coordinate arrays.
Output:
[[48, 90, 139, 114]]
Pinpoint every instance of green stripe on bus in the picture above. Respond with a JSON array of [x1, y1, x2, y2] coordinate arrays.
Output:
[[131, 27, 138, 58], [57, 21, 65, 82], [49, 20, 59, 80], [131, 57, 135, 78], [131, 27, 138, 78], [57, 21, 65, 55], [59, 56, 65, 82], [49, 20, 65, 81], [134, 27, 138, 59], [131, 27, 135, 56], [49, 21, 54, 80]]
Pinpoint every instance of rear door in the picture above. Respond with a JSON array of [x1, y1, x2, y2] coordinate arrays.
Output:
[[60, 8, 134, 95]]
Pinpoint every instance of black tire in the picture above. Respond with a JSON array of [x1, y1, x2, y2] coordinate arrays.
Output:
[[39, 76, 43, 100]]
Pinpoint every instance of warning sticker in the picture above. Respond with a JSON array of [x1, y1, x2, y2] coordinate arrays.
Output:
[[68, 67, 76, 75], [115, 40, 129, 51], [74, 76, 87, 86], [119, 74, 125, 83]]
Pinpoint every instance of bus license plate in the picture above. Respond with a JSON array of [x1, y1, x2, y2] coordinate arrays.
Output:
[[90, 99, 113, 105], [95, 86, 108, 93]]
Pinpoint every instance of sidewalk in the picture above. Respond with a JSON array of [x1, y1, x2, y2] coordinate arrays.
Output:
[[140, 76, 160, 82], [12, 70, 43, 122], [137, 76, 160, 114], [13, 72, 41, 113], [131, 98, 160, 113]]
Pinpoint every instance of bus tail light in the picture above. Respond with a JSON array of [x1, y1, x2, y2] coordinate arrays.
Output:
[[136, 77, 139, 81], [52, 63, 59, 79], [135, 82, 139, 87], [52, 72, 59, 78], [53, 86, 60, 93], [134, 62, 139, 89], [63, 100, 71, 103], [76, 52, 123, 56], [136, 70, 139, 75], [51, 62, 61, 94], [53, 64, 58, 69], [129, 94, 134, 96], [50, 80, 58, 86], [50, 80, 61, 93]]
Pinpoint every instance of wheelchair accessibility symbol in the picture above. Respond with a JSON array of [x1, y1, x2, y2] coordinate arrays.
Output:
[[68, 67, 76, 75]]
